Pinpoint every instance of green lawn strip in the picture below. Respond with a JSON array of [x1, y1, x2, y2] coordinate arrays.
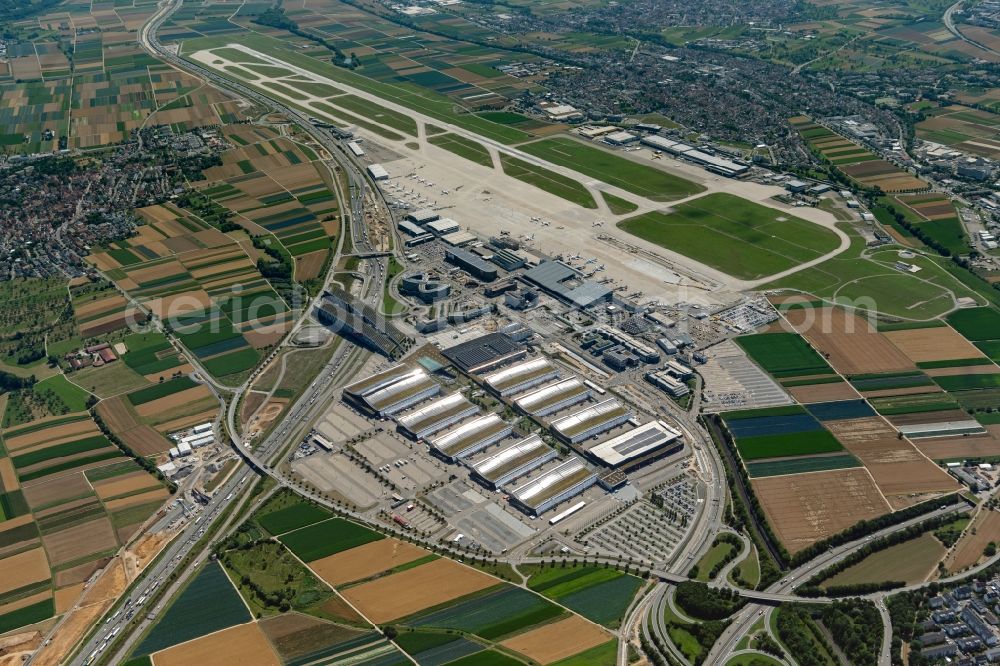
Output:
[[735, 333, 832, 377], [428, 133, 493, 167], [916, 357, 996, 369], [733, 430, 843, 461], [933, 373, 1000, 391], [279, 517, 382, 561], [12, 435, 111, 469], [600, 191, 639, 214], [126, 376, 198, 405], [518, 137, 703, 201], [499, 154, 597, 209]]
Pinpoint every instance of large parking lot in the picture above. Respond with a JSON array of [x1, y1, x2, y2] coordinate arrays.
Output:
[[427, 479, 536, 552]]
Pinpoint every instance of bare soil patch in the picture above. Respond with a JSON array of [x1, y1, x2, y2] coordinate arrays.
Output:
[[153, 622, 280, 666], [783, 307, 914, 375], [0, 548, 50, 595], [93, 472, 160, 500], [22, 472, 93, 510], [501, 615, 611, 664], [41, 516, 118, 567], [884, 328, 985, 363], [135, 385, 213, 418], [341, 558, 496, 623], [309, 539, 429, 587], [786, 381, 859, 403], [751, 468, 891, 554], [913, 426, 1000, 460], [104, 487, 168, 512], [0, 458, 18, 493]]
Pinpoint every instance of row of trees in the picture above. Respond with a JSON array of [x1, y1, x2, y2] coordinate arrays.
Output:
[[253, 2, 358, 68], [91, 408, 176, 492]]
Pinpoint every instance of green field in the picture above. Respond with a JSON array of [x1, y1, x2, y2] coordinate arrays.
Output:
[[408, 585, 563, 639], [550, 640, 618, 666], [33, 375, 92, 412], [733, 430, 844, 461], [12, 435, 111, 469], [126, 376, 198, 405], [600, 191, 639, 214], [934, 374, 1000, 391], [746, 454, 861, 478], [518, 137, 703, 201], [279, 518, 382, 561], [132, 562, 251, 657], [618, 194, 839, 279], [869, 392, 960, 415], [947, 308, 1000, 341], [428, 133, 493, 167], [444, 651, 521, 666], [0, 598, 54, 634], [821, 532, 945, 588], [526, 566, 641, 628], [499, 154, 597, 209], [735, 333, 832, 378], [256, 495, 332, 535]]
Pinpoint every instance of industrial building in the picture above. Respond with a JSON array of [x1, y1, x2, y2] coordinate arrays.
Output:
[[604, 131, 638, 145], [407, 209, 439, 225], [442, 332, 527, 374], [470, 434, 558, 489], [367, 164, 389, 180], [315, 289, 410, 359], [348, 141, 365, 157], [491, 248, 526, 272], [398, 220, 426, 237], [361, 370, 441, 417], [483, 357, 559, 397], [585, 420, 683, 470], [515, 377, 591, 417], [428, 414, 512, 461], [395, 393, 479, 440], [343, 364, 420, 404], [509, 458, 597, 515], [594, 326, 659, 364], [551, 399, 632, 444], [425, 218, 460, 236], [639, 135, 748, 177], [444, 247, 498, 282], [521, 261, 612, 309], [442, 230, 477, 247], [646, 370, 689, 398]]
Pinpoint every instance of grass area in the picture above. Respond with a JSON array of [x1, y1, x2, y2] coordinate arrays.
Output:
[[255, 493, 332, 535], [735, 332, 832, 378], [730, 541, 761, 589], [279, 517, 382, 562], [71, 362, 151, 398], [428, 133, 493, 167], [618, 193, 839, 279], [33, 375, 92, 412], [869, 392, 960, 415], [222, 539, 333, 616], [947, 307, 1000, 341], [934, 373, 1000, 391], [518, 137, 703, 201], [694, 540, 738, 581], [746, 454, 861, 477], [526, 565, 642, 628], [126, 376, 197, 405], [551, 640, 617, 666], [499, 154, 597, 209], [0, 598, 54, 634], [600, 191, 639, 214], [733, 430, 844, 461], [407, 585, 564, 640], [821, 532, 945, 588]]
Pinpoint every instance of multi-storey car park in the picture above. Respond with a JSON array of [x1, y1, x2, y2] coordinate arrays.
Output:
[[550, 398, 633, 444], [509, 458, 598, 515], [514, 377, 592, 417], [469, 434, 560, 490], [428, 413, 513, 461], [584, 420, 685, 471], [361, 371, 441, 417], [395, 392, 480, 440], [483, 357, 560, 397]]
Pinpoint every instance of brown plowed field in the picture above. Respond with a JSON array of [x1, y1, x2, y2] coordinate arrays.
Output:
[[786, 381, 859, 404], [913, 426, 1000, 460], [154, 408, 218, 434], [925, 364, 1000, 376], [946, 509, 1000, 573], [93, 472, 159, 500], [95, 396, 138, 434], [54, 557, 110, 587], [96, 397, 172, 455], [0, 457, 18, 492], [5, 420, 99, 452], [41, 517, 118, 567], [751, 468, 891, 553], [884, 327, 985, 363], [783, 307, 914, 375], [79, 311, 134, 338], [120, 425, 173, 456], [309, 539, 429, 587], [295, 250, 328, 281], [825, 417, 959, 497], [22, 472, 93, 510], [502, 615, 611, 664], [0, 548, 51, 594], [887, 409, 971, 426], [153, 623, 281, 666], [135, 385, 213, 418], [341, 558, 497, 623], [105, 487, 168, 512], [54, 583, 84, 613]]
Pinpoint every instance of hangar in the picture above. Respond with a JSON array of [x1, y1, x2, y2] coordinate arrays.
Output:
[[484, 358, 559, 397], [509, 458, 597, 515], [551, 399, 632, 444], [470, 434, 558, 489], [428, 414, 512, 461]]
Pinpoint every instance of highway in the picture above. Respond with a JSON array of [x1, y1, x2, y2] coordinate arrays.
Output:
[[944, 1, 1000, 57]]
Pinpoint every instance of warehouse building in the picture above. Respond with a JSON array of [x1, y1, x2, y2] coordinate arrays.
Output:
[[367, 164, 389, 180], [442, 332, 526, 374], [522, 261, 612, 309], [407, 209, 439, 225], [399, 220, 426, 237], [595, 326, 659, 364], [444, 247, 498, 282], [639, 135, 748, 177], [604, 131, 638, 145], [515, 377, 591, 417], [348, 141, 365, 157], [484, 357, 559, 397], [509, 458, 597, 515], [442, 230, 477, 247], [428, 414, 512, 461], [646, 370, 689, 398], [551, 399, 632, 444], [426, 218, 460, 236], [363, 371, 441, 416], [395, 392, 479, 440], [470, 434, 558, 489], [585, 420, 683, 470]]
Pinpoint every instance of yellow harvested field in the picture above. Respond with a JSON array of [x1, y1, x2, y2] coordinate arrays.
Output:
[[135, 385, 213, 418], [74, 295, 127, 320], [93, 471, 160, 500], [0, 457, 18, 492], [341, 558, 497, 623], [501, 615, 611, 665], [884, 327, 986, 363], [22, 472, 94, 511], [309, 539, 429, 587], [0, 548, 51, 595], [41, 517, 118, 567], [54, 583, 85, 613], [154, 409, 218, 434], [5, 419, 99, 452], [153, 623, 281, 666], [104, 487, 169, 512], [947, 509, 1000, 573], [146, 290, 212, 319]]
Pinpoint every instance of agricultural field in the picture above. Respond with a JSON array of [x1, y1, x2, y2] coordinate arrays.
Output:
[[947, 309, 1000, 362], [915, 104, 1000, 159], [87, 202, 297, 383], [889, 192, 967, 256], [722, 407, 845, 461], [517, 137, 703, 201], [821, 532, 946, 588], [617, 193, 839, 280], [525, 565, 643, 628], [0, 411, 168, 636], [735, 332, 833, 379], [790, 117, 928, 192]]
